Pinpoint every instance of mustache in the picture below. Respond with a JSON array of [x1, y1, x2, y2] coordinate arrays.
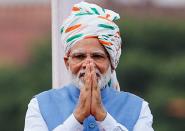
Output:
[[78, 71, 101, 78], [68, 66, 112, 89]]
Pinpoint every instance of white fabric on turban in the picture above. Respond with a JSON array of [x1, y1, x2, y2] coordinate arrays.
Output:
[[60, 2, 122, 90]]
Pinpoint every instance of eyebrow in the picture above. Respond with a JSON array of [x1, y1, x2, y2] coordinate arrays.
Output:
[[70, 49, 106, 55]]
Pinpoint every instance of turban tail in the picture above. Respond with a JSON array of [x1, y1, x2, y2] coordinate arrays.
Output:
[[60, 2, 122, 90]]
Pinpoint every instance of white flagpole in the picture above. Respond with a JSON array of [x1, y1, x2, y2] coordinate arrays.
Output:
[[51, 0, 84, 89]]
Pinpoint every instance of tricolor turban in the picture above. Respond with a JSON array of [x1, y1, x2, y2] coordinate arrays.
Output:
[[60, 2, 122, 69]]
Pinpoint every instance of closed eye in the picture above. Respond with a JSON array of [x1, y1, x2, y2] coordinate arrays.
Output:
[[92, 52, 107, 59], [73, 54, 86, 60], [92, 54, 104, 59]]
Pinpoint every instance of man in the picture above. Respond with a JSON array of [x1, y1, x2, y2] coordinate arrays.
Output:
[[24, 2, 154, 131]]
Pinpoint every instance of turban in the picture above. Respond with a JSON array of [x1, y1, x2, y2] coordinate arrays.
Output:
[[60, 2, 122, 90], [60, 2, 122, 69]]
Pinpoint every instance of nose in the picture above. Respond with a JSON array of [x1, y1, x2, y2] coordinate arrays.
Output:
[[82, 58, 95, 70], [82, 61, 87, 70]]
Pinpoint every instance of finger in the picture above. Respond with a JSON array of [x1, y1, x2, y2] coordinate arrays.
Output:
[[90, 66, 98, 90], [84, 63, 92, 92], [89, 62, 97, 84], [85, 62, 90, 79], [89, 60, 95, 72]]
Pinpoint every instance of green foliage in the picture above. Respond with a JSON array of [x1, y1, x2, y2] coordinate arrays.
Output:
[[0, 38, 52, 131], [117, 18, 185, 131]]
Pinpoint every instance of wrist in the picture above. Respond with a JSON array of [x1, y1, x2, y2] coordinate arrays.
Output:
[[95, 110, 107, 121], [73, 111, 84, 124]]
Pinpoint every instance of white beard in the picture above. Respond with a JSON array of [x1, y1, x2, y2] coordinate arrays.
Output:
[[68, 66, 112, 90]]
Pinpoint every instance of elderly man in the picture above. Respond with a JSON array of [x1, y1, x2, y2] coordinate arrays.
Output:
[[24, 2, 154, 131]]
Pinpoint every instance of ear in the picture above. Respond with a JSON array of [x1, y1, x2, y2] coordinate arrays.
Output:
[[64, 55, 69, 70]]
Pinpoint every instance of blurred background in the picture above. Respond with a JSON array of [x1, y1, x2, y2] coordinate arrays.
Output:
[[0, 0, 184, 131]]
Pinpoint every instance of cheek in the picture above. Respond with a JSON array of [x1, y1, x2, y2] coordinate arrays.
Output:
[[68, 62, 82, 75], [96, 61, 110, 74]]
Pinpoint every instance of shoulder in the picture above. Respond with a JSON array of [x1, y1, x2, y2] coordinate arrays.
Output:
[[140, 100, 153, 118], [119, 91, 144, 107], [121, 91, 143, 100], [27, 97, 39, 110], [35, 85, 71, 98], [35, 84, 80, 103], [118, 90, 153, 121], [113, 89, 152, 115], [109, 87, 144, 102]]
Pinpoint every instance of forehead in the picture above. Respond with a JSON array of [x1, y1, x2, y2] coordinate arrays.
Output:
[[70, 38, 106, 53]]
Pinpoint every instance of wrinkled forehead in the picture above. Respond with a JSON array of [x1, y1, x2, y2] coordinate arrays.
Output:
[[69, 38, 107, 54]]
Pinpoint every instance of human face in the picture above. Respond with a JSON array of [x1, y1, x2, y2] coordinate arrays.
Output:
[[64, 38, 111, 88]]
